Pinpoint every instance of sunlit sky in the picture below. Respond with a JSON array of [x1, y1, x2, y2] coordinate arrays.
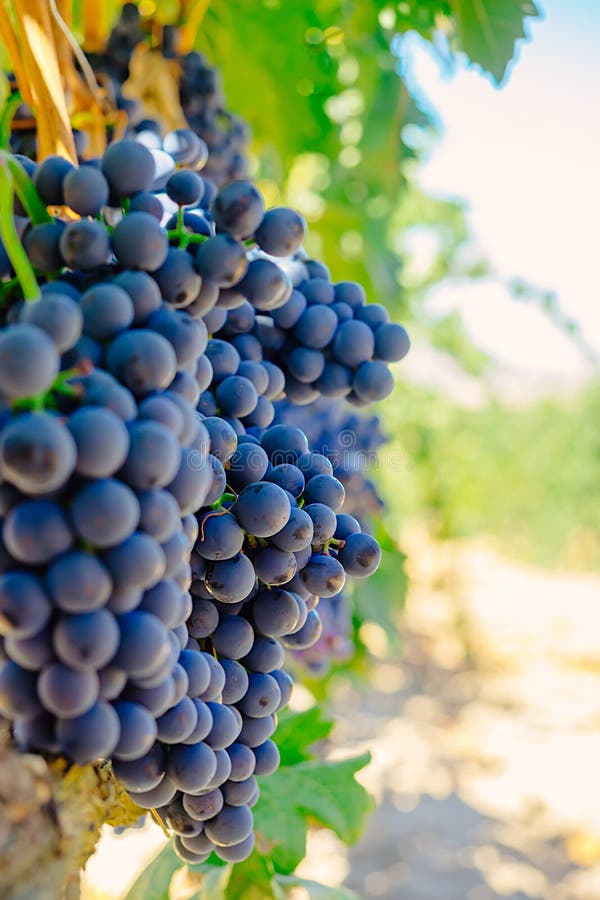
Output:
[[402, 0, 600, 387]]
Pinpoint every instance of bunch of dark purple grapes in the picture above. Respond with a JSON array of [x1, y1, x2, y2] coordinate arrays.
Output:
[[9, 2, 250, 188], [0, 135, 404, 863]]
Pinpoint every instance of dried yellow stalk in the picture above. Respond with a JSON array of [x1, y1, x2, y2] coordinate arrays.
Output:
[[49, 0, 108, 156], [50, 0, 72, 65], [57, 0, 72, 29], [11, 0, 77, 162], [82, 0, 111, 53], [0, 6, 34, 108]]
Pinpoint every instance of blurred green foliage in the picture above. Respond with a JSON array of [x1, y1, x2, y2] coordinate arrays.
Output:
[[194, 1, 600, 577], [377, 380, 600, 569], [197, 1, 530, 308]]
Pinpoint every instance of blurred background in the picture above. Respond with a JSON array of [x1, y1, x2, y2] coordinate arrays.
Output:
[[76, 0, 600, 897]]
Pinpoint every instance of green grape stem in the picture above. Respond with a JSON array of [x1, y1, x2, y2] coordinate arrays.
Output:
[[166, 229, 208, 247], [0, 156, 40, 301], [11, 367, 80, 411], [0, 92, 23, 150], [1, 151, 51, 225], [324, 538, 345, 552]]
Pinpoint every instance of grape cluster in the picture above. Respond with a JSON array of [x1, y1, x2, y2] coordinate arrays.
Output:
[[86, 3, 250, 188], [98, 1, 144, 82], [0, 135, 400, 864], [95, 421, 380, 863]]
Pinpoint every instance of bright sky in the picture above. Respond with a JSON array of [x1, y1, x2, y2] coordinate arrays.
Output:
[[402, 0, 600, 387]]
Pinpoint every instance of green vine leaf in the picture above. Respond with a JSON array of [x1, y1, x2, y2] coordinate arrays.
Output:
[[123, 841, 180, 900], [449, 0, 540, 84], [253, 752, 373, 873], [124, 842, 232, 900], [188, 862, 232, 899], [273, 707, 334, 766], [223, 852, 284, 900]]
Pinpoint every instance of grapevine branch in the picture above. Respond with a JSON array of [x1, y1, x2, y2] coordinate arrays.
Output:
[[0, 740, 143, 900]]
